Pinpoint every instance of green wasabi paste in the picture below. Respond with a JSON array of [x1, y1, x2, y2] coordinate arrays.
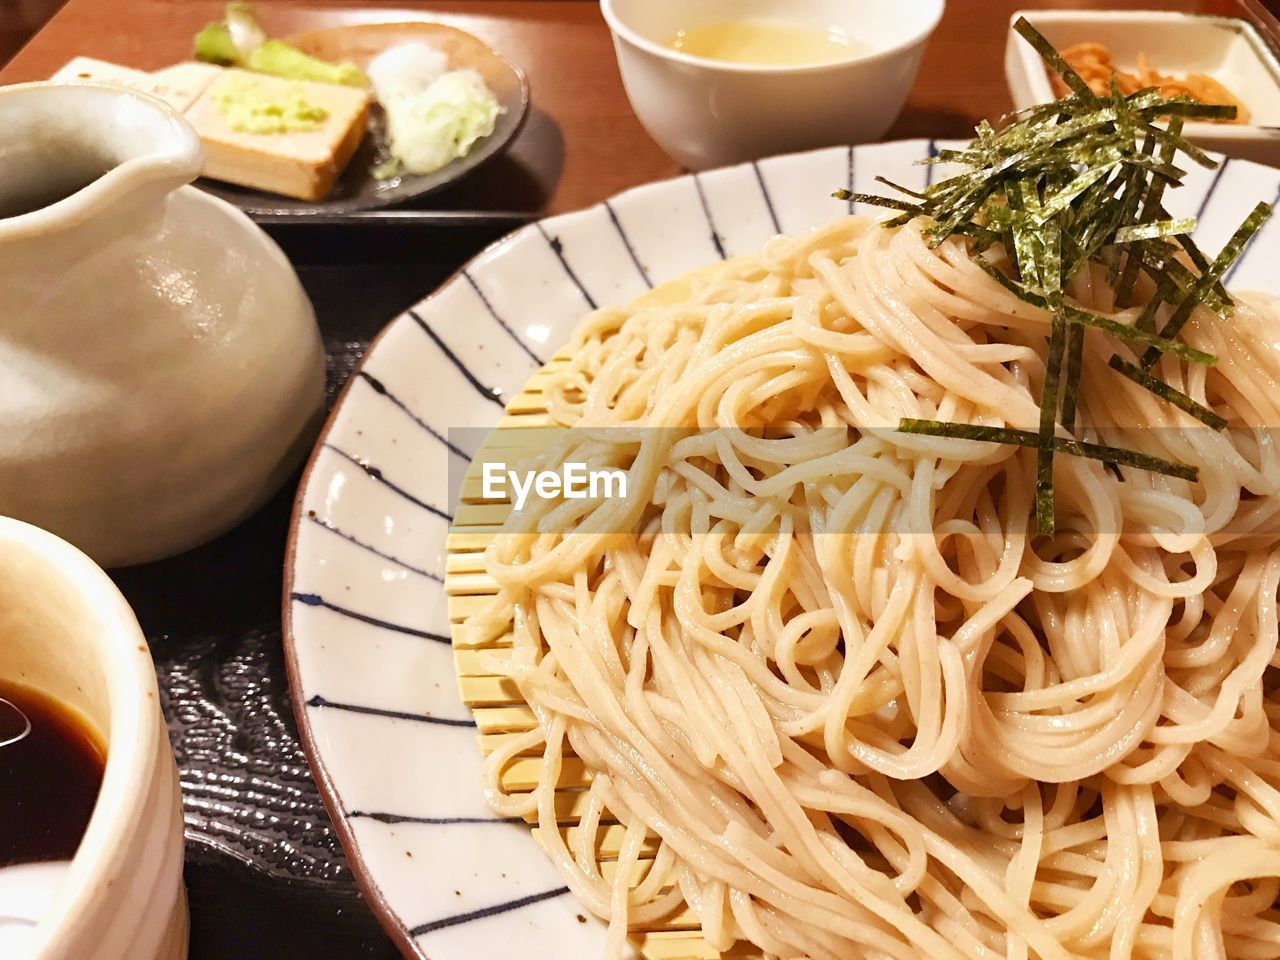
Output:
[[212, 74, 329, 134]]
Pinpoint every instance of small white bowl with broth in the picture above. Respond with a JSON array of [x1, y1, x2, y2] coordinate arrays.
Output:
[[601, 0, 945, 169], [0, 517, 187, 960]]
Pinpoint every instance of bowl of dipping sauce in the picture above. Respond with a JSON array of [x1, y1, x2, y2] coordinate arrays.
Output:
[[601, 0, 945, 169], [0, 517, 186, 960]]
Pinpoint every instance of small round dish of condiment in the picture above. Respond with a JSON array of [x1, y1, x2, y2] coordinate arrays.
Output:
[[1004, 10, 1280, 166], [0, 517, 187, 960], [197, 21, 530, 215]]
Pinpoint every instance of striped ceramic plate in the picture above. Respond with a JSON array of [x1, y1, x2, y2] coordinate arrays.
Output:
[[282, 140, 1280, 960]]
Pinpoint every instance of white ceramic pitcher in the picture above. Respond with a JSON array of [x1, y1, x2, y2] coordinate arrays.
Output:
[[0, 82, 325, 567]]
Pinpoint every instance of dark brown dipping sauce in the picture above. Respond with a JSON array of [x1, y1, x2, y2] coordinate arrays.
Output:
[[0, 681, 105, 866]]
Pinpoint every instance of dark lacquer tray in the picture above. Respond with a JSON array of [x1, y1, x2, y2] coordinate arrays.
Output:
[[109, 214, 520, 960]]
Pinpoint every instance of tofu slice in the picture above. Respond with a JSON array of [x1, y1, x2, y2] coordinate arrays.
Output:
[[149, 62, 226, 112], [52, 57, 220, 112], [53, 56, 150, 85], [183, 69, 370, 202]]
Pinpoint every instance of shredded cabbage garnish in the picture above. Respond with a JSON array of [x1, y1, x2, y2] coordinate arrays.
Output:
[[377, 69, 503, 177]]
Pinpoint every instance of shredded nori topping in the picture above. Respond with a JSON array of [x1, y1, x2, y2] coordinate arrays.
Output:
[[835, 17, 1272, 532]]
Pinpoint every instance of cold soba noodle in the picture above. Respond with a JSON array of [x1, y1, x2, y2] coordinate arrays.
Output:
[[458, 25, 1280, 960]]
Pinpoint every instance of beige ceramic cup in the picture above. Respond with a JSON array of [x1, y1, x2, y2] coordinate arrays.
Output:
[[602, 0, 945, 169], [0, 516, 187, 960]]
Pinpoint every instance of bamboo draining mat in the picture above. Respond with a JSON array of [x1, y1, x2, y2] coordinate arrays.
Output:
[[445, 268, 760, 960]]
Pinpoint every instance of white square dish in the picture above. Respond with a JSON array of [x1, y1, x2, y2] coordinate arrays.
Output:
[[1005, 10, 1280, 165]]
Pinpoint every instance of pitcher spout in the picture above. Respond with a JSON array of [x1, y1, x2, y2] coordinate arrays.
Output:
[[0, 83, 204, 256]]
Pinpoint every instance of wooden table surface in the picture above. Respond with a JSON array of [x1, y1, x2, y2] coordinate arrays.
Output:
[[2, 0, 1274, 216]]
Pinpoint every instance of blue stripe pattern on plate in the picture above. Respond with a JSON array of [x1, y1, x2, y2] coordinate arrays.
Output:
[[293, 593, 450, 643], [536, 221, 598, 309], [604, 200, 654, 288], [349, 811, 525, 826], [1223, 181, 1280, 286], [323, 444, 452, 521], [693, 173, 727, 259], [358, 372, 468, 460], [410, 887, 570, 937], [306, 515, 442, 582], [846, 145, 855, 214], [462, 270, 547, 366], [408, 310, 505, 407], [305, 694, 475, 727], [1196, 158, 1230, 222], [752, 161, 782, 234]]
